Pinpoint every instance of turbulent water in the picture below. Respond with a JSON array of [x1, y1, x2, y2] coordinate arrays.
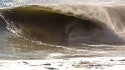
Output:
[[0, 0, 125, 59]]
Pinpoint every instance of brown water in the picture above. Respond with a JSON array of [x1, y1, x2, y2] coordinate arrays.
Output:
[[0, 5, 125, 60], [0, 28, 125, 59]]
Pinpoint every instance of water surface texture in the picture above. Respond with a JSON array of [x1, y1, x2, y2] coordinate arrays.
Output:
[[0, 0, 125, 61]]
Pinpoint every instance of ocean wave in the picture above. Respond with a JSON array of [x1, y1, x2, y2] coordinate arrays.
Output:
[[0, 4, 125, 46]]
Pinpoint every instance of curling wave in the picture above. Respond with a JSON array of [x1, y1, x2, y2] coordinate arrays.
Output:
[[0, 4, 125, 46]]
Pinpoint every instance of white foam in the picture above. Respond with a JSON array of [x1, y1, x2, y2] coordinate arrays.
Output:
[[0, 57, 125, 70]]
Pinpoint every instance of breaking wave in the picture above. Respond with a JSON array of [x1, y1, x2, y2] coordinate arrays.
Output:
[[0, 4, 125, 46]]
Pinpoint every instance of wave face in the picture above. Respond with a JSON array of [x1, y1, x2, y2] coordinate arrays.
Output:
[[0, 4, 125, 46]]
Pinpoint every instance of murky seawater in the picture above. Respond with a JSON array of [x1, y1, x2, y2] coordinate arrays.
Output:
[[0, 0, 125, 70], [0, 28, 125, 59], [1, 29, 125, 70]]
